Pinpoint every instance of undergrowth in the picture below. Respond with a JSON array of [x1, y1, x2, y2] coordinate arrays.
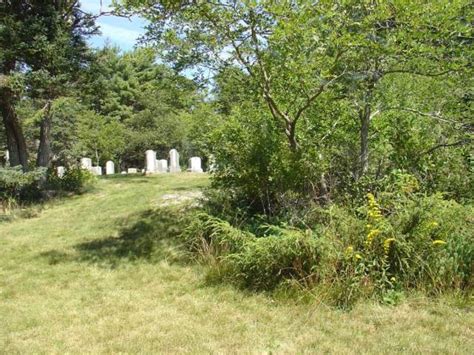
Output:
[[181, 188, 473, 308]]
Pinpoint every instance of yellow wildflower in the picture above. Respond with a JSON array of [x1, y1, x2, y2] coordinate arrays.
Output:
[[344, 246, 354, 259], [366, 229, 381, 246], [367, 193, 383, 222], [383, 238, 396, 255], [355, 253, 362, 260]]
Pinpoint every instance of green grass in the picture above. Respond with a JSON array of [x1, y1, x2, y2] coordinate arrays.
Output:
[[1, 174, 473, 353]]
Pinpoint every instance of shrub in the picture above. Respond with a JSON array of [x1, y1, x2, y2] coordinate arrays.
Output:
[[183, 186, 473, 307], [182, 212, 252, 258], [326, 192, 474, 306], [0, 167, 46, 211], [208, 110, 322, 217], [226, 227, 324, 290], [183, 212, 325, 290], [47, 166, 95, 193]]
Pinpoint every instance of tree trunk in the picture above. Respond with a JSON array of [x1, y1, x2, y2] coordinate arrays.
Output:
[[359, 104, 370, 178], [286, 121, 298, 152], [36, 100, 53, 168], [320, 172, 330, 204], [0, 87, 29, 170]]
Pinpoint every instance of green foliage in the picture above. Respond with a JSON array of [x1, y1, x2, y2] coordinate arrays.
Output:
[[208, 107, 318, 215], [182, 212, 253, 258], [226, 228, 323, 291], [47, 167, 95, 194], [311, 189, 474, 307], [183, 182, 473, 307], [77, 46, 206, 168], [0, 165, 95, 213], [183, 212, 324, 290], [0, 166, 46, 210]]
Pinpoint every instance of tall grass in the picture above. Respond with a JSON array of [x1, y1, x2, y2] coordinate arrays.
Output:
[[183, 191, 473, 307]]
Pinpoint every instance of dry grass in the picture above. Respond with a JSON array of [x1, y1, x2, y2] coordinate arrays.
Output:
[[0, 173, 473, 353]]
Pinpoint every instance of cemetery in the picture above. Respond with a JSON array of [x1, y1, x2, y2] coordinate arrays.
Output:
[[73, 149, 205, 176], [0, 0, 472, 353]]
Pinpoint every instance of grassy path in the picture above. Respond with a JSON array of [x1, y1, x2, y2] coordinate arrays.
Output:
[[1, 174, 473, 353]]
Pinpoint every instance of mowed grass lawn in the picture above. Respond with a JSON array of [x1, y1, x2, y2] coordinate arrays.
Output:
[[1, 174, 473, 353]]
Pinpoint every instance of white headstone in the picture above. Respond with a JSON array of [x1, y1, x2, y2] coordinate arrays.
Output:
[[128, 168, 138, 174], [156, 159, 168, 173], [106, 161, 115, 175], [57, 166, 65, 178], [188, 157, 203, 173], [80, 157, 92, 170], [121, 171, 127, 175], [169, 149, 180, 172], [145, 150, 157, 174], [5, 150, 10, 166], [92, 166, 102, 176]]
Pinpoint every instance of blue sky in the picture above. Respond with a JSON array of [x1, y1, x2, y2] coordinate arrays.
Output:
[[81, 0, 147, 51]]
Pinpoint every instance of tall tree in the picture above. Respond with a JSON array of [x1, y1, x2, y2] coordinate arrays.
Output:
[[0, 0, 97, 169]]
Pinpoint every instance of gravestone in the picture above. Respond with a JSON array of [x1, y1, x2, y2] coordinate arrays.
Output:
[[92, 166, 102, 176], [188, 157, 203, 173], [80, 157, 92, 170], [5, 150, 10, 167], [121, 171, 127, 175], [169, 149, 180, 172], [156, 159, 168, 173], [106, 161, 115, 175], [145, 150, 157, 174], [128, 168, 138, 174], [57, 166, 65, 178]]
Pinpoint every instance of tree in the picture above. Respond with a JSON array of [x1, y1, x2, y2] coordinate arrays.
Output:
[[120, 0, 354, 151], [0, 0, 97, 169], [78, 46, 203, 168]]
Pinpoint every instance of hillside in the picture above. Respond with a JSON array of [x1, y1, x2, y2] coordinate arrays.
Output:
[[1, 174, 472, 353]]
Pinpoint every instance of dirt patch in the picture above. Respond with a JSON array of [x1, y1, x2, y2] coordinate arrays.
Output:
[[155, 191, 204, 206]]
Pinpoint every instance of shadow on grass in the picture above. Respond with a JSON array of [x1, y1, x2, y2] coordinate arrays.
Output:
[[40, 205, 195, 268]]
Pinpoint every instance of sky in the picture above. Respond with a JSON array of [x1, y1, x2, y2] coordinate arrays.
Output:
[[81, 0, 147, 51]]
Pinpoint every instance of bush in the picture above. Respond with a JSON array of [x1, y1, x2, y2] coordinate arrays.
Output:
[[0, 166, 95, 215], [47, 166, 95, 193], [226, 227, 324, 290], [182, 212, 252, 258], [182, 186, 473, 307], [0, 167, 46, 211], [315, 192, 474, 307], [208, 109, 323, 217], [183, 212, 324, 290]]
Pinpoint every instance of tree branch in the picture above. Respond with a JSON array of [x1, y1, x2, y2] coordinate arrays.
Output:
[[382, 106, 460, 125], [425, 138, 472, 155]]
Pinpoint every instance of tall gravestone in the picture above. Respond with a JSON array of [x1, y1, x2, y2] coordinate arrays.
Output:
[[156, 159, 168, 173], [57, 166, 65, 178], [106, 161, 115, 175], [80, 158, 92, 171], [169, 149, 180, 172], [145, 150, 157, 174], [4, 150, 10, 167], [188, 157, 203, 173]]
